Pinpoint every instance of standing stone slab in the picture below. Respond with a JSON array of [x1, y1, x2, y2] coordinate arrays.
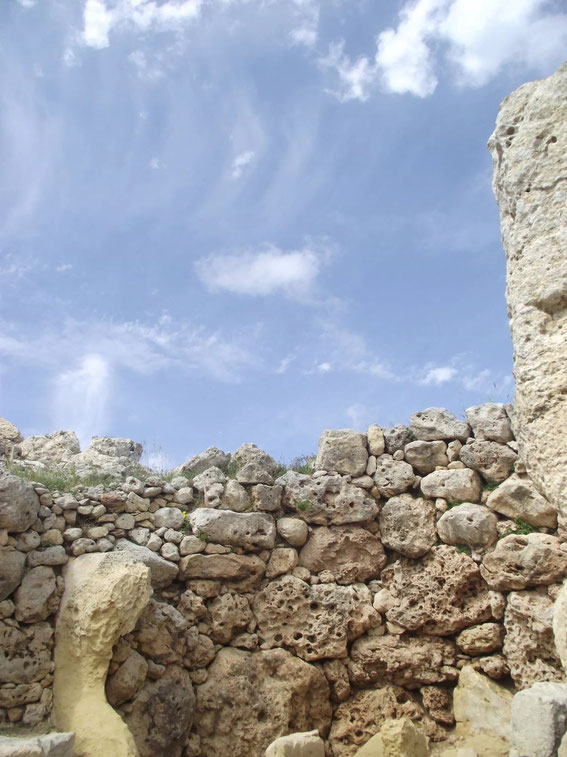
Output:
[[0, 471, 40, 533]]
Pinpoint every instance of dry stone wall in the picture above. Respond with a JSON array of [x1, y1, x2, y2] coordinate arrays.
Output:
[[1, 403, 567, 756]]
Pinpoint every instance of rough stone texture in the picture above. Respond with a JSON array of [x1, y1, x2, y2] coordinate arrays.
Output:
[[277, 471, 378, 525], [373, 455, 415, 498], [195, 648, 332, 757], [465, 403, 514, 444], [298, 526, 386, 584], [0, 418, 23, 457], [436, 503, 498, 547], [420, 469, 482, 503], [421, 685, 454, 726], [277, 517, 309, 547], [330, 687, 435, 757], [19, 431, 80, 466], [14, 567, 58, 623], [367, 425, 385, 456], [510, 682, 567, 757], [409, 408, 470, 442], [452, 666, 512, 756], [265, 731, 325, 757], [179, 553, 265, 591], [486, 473, 557, 528], [0, 471, 40, 533], [122, 664, 195, 757], [488, 62, 567, 531], [180, 446, 231, 476], [266, 547, 298, 579], [232, 443, 280, 484], [459, 440, 517, 483], [504, 589, 564, 689], [0, 733, 74, 757], [553, 580, 567, 672], [253, 574, 379, 660], [456, 623, 505, 656], [315, 430, 368, 477], [0, 548, 26, 601], [222, 479, 250, 512], [208, 591, 253, 643], [188, 508, 276, 550], [354, 718, 429, 757], [382, 546, 492, 635], [480, 533, 567, 590], [348, 634, 458, 688], [0, 620, 53, 684], [53, 552, 152, 757], [106, 649, 148, 706], [378, 494, 437, 557], [153, 507, 184, 530], [383, 426, 413, 455], [114, 539, 179, 588], [404, 440, 449, 474]]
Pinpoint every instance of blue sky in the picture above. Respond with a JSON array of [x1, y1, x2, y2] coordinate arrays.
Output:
[[1, 0, 567, 468]]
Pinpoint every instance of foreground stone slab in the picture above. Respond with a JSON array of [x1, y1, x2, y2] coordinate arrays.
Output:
[[354, 718, 428, 757], [265, 730, 325, 757], [510, 682, 567, 757], [115, 538, 179, 588], [53, 552, 151, 757], [489, 61, 567, 530], [0, 470, 39, 533], [0, 733, 74, 757]]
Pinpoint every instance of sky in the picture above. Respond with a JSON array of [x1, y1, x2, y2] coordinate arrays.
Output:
[[1, 0, 567, 469]]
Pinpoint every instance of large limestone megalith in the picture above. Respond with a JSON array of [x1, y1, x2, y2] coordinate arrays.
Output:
[[488, 62, 567, 530], [53, 552, 151, 757]]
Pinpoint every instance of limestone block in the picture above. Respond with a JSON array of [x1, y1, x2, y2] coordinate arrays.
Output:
[[253, 574, 379, 660], [265, 730, 325, 757], [188, 508, 276, 549], [266, 547, 298, 578], [299, 526, 386, 583], [115, 539, 179, 587], [195, 648, 331, 757], [208, 591, 253, 643], [106, 649, 148, 706], [354, 718, 429, 757], [179, 552, 265, 591], [436, 504, 498, 548], [373, 455, 415, 497], [0, 471, 40, 533], [277, 517, 309, 546], [504, 589, 563, 689], [315, 429, 368, 476], [135, 600, 188, 665], [367, 425, 385, 456], [348, 634, 458, 688], [459, 441, 517, 483], [153, 507, 183, 530], [222, 479, 249, 512], [378, 494, 437, 557], [553, 580, 567, 672], [420, 469, 482, 503], [511, 682, 567, 757], [480, 533, 567, 590], [488, 61, 567, 532], [456, 623, 504, 656], [0, 733, 74, 757], [383, 546, 491, 635], [0, 417, 23, 457], [232, 443, 280, 484], [19, 431, 79, 465], [452, 666, 512, 754], [180, 446, 231, 476], [0, 548, 26, 601], [0, 621, 53, 684], [53, 551, 152, 757], [251, 484, 282, 512], [277, 471, 378, 525], [404, 440, 449, 474], [27, 547, 68, 567], [409, 408, 470, 442], [384, 425, 413, 454], [465, 403, 514, 444], [14, 566, 58, 622], [486, 474, 557, 528]]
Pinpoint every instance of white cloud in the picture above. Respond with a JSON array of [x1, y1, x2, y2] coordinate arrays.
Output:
[[149, 157, 163, 170], [317, 361, 332, 373], [0, 254, 34, 280], [16, 0, 37, 7], [324, 0, 567, 100], [420, 364, 458, 385], [83, 0, 114, 48], [231, 150, 255, 179], [62, 48, 78, 67], [53, 354, 111, 445], [195, 243, 329, 298], [55, 263, 73, 273], [289, 0, 319, 48]]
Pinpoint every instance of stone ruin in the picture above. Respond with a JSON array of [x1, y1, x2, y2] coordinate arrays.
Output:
[[0, 59, 566, 757]]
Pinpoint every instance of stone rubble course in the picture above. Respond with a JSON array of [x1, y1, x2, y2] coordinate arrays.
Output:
[[409, 408, 471, 442], [298, 526, 386, 584], [315, 429, 369, 477], [480, 533, 567, 590], [188, 508, 276, 550], [486, 474, 557, 528], [378, 494, 437, 558], [420, 469, 482, 503], [464, 404, 514, 444], [0, 470, 40, 533]]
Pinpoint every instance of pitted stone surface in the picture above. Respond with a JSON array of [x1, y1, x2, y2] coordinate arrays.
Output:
[[382, 546, 492, 635], [188, 508, 276, 550], [315, 430, 368, 477], [378, 494, 436, 557], [0, 471, 40, 533], [277, 471, 378, 525], [465, 403, 514, 444], [298, 526, 386, 584], [486, 474, 557, 528], [480, 533, 567, 590], [404, 440, 448, 474], [373, 455, 415, 498], [253, 574, 379, 661], [420, 469, 482, 503], [459, 440, 517, 483], [436, 503, 498, 547], [409, 408, 471, 441]]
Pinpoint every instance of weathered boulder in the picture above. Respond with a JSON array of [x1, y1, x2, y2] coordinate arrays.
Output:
[[14, 566, 58, 623], [266, 547, 299, 579], [373, 455, 415, 497], [277, 471, 378, 525], [486, 474, 557, 528], [180, 446, 231, 476], [179, 553, 265, 591], [251, 483, 282, 512], [315, 429, 368, 477], [0, 418, 23, 457], [19, 430, 80, 465], [0, 470, 40, 533], [489, 62, 567, 531], [378, 494, 437, 557], [459, 440, 517, 483], [208, 591, 253, 643], [420, 469, 482, 503], [0, 733, 74, 757], [480, 533, 567, 590], [195, 648, 332, 757], [298, 526, 386, 584], [265, 731, 324, 757], [504, 589, 564, 689], [106, 649, 148, 706], [0, 620, 53, 684], [222, 479, 250, 512], [122, 664, 195, 757], [553, 580, 567, 671], [510, 682, 567, 757], [465, 403, 514, 444], [134, 600, 188, 665], [277, 517, 309, 547], [0, 548, 26, 601], [383, 425, 413, 454], [153, 507, 184, 530], [456, 623, 504, 656], [232, 443, 280, 484], [53, 552, 152, 757], [382, 546, 492, 635], [188, 508, 276, 550], [436, 503, 498, 547], [404, 440, 448, 474], [115, 539, 179, 588], [409, 408, 470, 441], [354, 718, 429, 757], [253, 574, 379, 660], [367, 425, 385, 456], [348, 634, 458, 688]]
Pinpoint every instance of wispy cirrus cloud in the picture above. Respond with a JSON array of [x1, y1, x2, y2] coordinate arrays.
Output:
[[231, 150, 255, 179]]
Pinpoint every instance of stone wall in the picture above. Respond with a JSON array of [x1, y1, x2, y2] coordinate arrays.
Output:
[[2, 404, 567, 756]]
